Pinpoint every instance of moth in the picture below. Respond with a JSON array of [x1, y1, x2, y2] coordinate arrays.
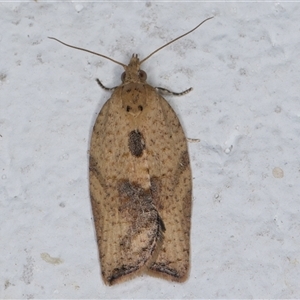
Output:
[[49, 16, 213, 285]]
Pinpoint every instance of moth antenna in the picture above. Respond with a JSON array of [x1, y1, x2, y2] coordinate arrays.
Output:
[[140, 16, 214, 64], [48, 37, 126, 68]]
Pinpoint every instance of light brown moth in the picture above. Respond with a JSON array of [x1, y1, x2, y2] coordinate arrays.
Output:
[[49, 16, 213, 285]]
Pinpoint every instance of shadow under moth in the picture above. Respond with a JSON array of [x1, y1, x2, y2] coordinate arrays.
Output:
[[49, 16, 213, 285]]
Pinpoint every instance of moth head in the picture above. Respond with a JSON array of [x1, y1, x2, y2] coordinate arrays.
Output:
[[121, 54, 147, 84]]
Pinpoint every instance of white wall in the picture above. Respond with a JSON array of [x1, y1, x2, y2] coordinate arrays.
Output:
[[1, 2, 299, 298]]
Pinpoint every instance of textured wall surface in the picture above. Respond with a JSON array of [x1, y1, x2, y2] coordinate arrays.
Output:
[[1, 2, 299, 298]]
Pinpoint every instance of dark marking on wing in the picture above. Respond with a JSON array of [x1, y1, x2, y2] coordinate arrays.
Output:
[[128, 130, 145, 157], [150, 262, 181, 278], [179, 150, 190, 171]]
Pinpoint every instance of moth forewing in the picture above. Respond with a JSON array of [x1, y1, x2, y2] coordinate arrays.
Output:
[[90, 78, 192, 285]]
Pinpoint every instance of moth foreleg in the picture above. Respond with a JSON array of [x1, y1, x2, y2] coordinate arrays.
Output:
[[155, 87, 192, 96], [96, 78, 118, 91]]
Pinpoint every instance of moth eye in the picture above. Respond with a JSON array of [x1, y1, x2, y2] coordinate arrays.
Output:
[[138, 105, 143, 111], [121, 72, 126, 82], [138, 70, 147, 81], [126, 106, 131, 112]]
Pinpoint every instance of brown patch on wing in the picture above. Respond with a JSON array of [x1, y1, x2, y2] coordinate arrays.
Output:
[[128, 130, 145, 157], [150, 262, 181, 279], [150, 176, 162, 209], [103, 179, 165, 285], [178, 150, 190, 172]]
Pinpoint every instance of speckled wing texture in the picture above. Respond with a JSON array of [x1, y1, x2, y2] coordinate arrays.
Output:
[[89, 82, 192, 285]]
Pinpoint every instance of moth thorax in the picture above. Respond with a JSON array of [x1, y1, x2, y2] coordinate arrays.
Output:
[[122, 83, 147, 116]]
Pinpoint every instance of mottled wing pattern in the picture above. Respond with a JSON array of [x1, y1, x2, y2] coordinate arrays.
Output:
[[89, 82, 191, 285], [146, 90, 192, 281]]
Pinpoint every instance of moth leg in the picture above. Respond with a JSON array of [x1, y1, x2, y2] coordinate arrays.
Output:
[[155, 87, 192, 96], [96, 78, 118, 91]]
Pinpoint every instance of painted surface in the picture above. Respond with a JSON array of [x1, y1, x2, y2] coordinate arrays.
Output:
[[1, 2, 299, 298]]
